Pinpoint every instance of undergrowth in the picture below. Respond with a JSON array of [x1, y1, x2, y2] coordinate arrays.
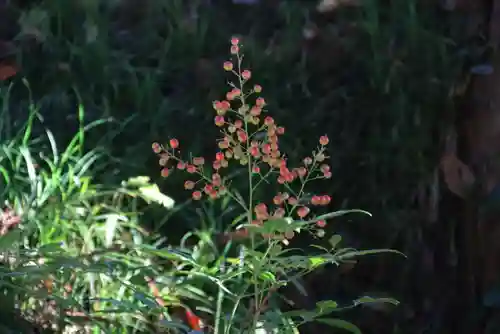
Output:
[[0, 0, 467, 333]]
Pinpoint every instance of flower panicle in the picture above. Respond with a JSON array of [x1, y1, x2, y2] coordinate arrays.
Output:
[[152, 37, 334, 240]]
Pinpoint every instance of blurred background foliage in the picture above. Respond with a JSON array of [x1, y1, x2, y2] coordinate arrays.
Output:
[[0, 0, 485, 332]]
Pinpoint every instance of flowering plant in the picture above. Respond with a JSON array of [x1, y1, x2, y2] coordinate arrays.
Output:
[[152, 37, 400, 333]]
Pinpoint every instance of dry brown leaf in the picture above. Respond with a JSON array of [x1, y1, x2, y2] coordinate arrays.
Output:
[[440, 153, 476, 198]]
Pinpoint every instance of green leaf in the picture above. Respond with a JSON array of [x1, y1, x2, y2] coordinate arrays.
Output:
[[92, 298, 141, 311], [37, 242, 63, 252], [124, 176, 151, 187], [191, 272, 234, 295], [308, 256, 326, 269], [123, 176, 175, 208], [259, 271, 276, 282], [129, 274, 146, 286], [316, 300, 338, 313], [355, 296, 400, 307], [133, 292, 159, 308], [37, 242, 64, 256], [0, 230, 21, 251], [316, 318, 362, 334], [334, 248, 406, 261], [48, 256, 86, 269], [243, 217, 301, 234], [104, 214, 122, 247], [328, 235, 342, 250], [306, 210, 372, 225], [139, 245, 197, 264], [321, 209, 372, 219], [282, 310, 317, 322], [268, 244, 283, 256], [288, 276, 309, 297], [231, 212, 247, 226], [138, 183, 175, 209], [277, 255, 311, 269]]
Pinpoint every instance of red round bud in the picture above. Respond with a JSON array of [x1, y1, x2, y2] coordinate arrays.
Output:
[[169, 138, 179, 149]]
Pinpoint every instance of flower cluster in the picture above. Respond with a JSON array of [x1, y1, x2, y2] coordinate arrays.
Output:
[[152, 37, 333, 235]]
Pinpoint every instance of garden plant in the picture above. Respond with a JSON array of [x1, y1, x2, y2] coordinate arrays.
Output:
[[152, 37, 401, 334]]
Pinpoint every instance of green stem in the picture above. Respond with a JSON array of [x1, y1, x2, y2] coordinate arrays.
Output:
[[251, 168, 274, 192], [224, 294, 243, 334], [214, 285, 225, 334], [235, 52, 261, 331]]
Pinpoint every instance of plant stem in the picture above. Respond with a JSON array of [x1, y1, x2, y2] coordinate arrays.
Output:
[[214, 285, 225, 334], [235, 53, 261, 331], [224, 294, 243, 334]]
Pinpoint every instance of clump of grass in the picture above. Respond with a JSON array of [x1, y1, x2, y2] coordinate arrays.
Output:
[[0, 85, 206, 333]]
